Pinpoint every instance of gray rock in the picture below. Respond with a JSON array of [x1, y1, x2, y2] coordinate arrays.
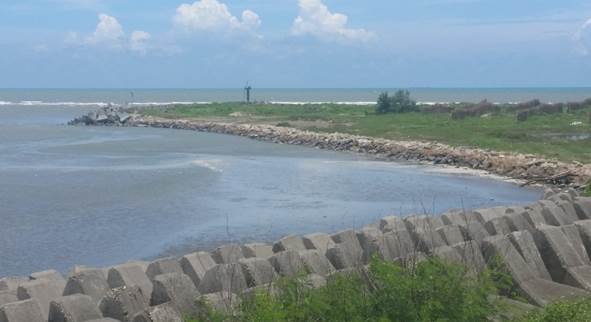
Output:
[[272, 235, 307, 253], [131, 303, 182, 322], [357, 227, 392, 263], [521, 207, 547, 228], [0, 291, 18, 308], [452, 240, 486, 273], [0, 278, 29, 292], [48, 294, 102, 322], [404, 214, 444, 232], [436, 225, 465, 246], [473, 207, 506, 223], [484, 217, 512, 236], [0, 299, 45, 322], [537, 200, 573, 226], [379, 216, 406, 232], [151, 273, 200, 316], [145, 258, 183, 281], [330, 230, 363, 265], [99, 286, 148, 322], [533, 225, 587, 284], [463, 220, 490, 243], [574, 197, 591, 220], [561, 225, 591, 265], [302, 233, 335, 255], [241, 243, 274, 258], [238, 258, 277, 287], [268, 250, 305, 277], [198, 292, 239, 315], [63, 269, 111, 304], [30, 270, 64, 282], [575, 220, 591, 262], [441, 210, 470, 226], [409, 228, 447, 252], [179, 252, 216, 288], [211, 244, 244, 264], [557, 200, 581, 223], [505, 212, 535, 233], [17, 278, 66, 318], [383, 229, 416, 260], [108, 263, 153, 300], [197, 264, 247, 295]]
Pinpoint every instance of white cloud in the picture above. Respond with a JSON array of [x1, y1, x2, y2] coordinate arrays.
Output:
[[291, 0, 374, 43], [67, 14, 152, 53], [173, 0, 261, 33], [574, 18, 591, 56]]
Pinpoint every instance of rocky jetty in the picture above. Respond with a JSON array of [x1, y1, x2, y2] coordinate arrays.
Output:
[[118, 115, 590, 189], [1, 191, 591, 321], [68, 106, 131, 127]]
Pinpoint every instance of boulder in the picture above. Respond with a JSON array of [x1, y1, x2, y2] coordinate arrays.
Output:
[[179, 252, 216, 288], [509, 231, 552, 280], [131, 303, 182, 322], [272, 235, 307, 253], [241, 243, 274, 258], [298, 250, 335, 276], [302, 233, 335, 255], [48, 294, 102, 322], [211, 244, 244, 264], [108, 263, 153, 300], [145, 258, 183, 280], [151, 273, 200, 316], [238, 258, 277, 287], [197, 264, 247, 295], [17, 278, 66, 318], [0, 299, 45, 322], [436, 225, 465, 246], [99, 286, 148, 322], [268, 250, 305, 277], [63, 269, 111, 304]]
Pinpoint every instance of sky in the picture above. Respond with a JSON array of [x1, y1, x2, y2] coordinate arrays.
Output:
[[0, 0, 591, 88]]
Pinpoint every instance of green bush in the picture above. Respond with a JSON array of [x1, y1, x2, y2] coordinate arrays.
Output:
[[516, 298, 591, 322], [375, 90, 418, 114], [189, 257, 502, 322], [584, 183, 591, 197]]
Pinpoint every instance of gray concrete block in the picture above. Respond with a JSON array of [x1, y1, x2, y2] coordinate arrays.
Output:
[[298, 250, 335, 277], [86, 319, 121, 322], [563, 266, 591, 291], [99, 286, 148, 322], [145, 258, 183, 281], [537, 200, 573, 226], [199, 292, 239, 315], [463, 220, 490, 243], [574, 197, 591, 220], [272, 235, 307, 253], [561, 225, 591, 265], [301, 274, 327, 289], [474, 207, 506, 223], [63, 269, 111, 304], [358, 226, 394, 263], [131, 303, 182, 322], [151, 273, 200, 316], [211, 244, 244, 264], [302, 233, 335, 255], [268, 250, 305, 277], [484, 217, 512, 236], [379, 216, 406, 232], [452, 240, 487, 273], [17, 278, 66, 318], [69, 266, 108, 279], [574, 220, 591, 261], [557, 200, 581, 223], [48, 294, 102, 322], [197, 264, 247, 295], [509, 231, 552, 280], [0, 291, 17, 308], [441, 210, 469, 226], [519, 278, 589, 307], [0, 278, 29, 292], [0, 299, 45, 322], [505, 212, 535, 233], [534, 225, 587, 283], [436, 225, 465, 246], [383, 229, 416, 260], [432, 245, 463, 263], [30, 270, 64, 282], [326, 245, 356, 270], [241, 243, 274, 258], [521, 207, 547, 228], [404, 215, 444, 232], [179, 252, 216, 288], [108, 263, 153, 300], [331, 229, 364, 264], [238, 258, 277, 287], [409, 228, 447, 252]]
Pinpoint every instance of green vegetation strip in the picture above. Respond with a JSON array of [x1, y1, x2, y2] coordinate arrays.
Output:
[[140, 102, 591, 164]]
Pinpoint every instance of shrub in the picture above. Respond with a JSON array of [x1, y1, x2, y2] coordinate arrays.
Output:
[[584, 183, 591, 197], [375, 90, 417, 114], [516, 298, 591, 322]]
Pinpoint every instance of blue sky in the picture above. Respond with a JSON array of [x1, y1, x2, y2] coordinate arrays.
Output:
[[1, 0, 591, 88]]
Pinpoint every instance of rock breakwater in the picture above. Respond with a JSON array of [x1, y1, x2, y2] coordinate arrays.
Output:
[[120, 115, 591, 189]]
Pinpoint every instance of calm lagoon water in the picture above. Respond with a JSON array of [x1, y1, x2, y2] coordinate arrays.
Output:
[[0, 101, 542, 277]]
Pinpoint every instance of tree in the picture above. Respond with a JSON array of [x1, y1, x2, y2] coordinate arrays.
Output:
[[375, 90, 417, 114]]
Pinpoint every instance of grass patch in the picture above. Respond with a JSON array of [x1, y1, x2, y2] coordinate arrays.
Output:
[[139, 103, 591, 163], [187, 257, 511, 322], [516, 297, 591, 322]]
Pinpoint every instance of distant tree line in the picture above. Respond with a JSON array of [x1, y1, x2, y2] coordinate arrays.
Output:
[[376, 90, 418, 114]]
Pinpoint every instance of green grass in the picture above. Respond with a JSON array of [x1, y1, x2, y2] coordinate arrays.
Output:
[[516, 297, 591, 322], [139, 102, 591, 163]]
